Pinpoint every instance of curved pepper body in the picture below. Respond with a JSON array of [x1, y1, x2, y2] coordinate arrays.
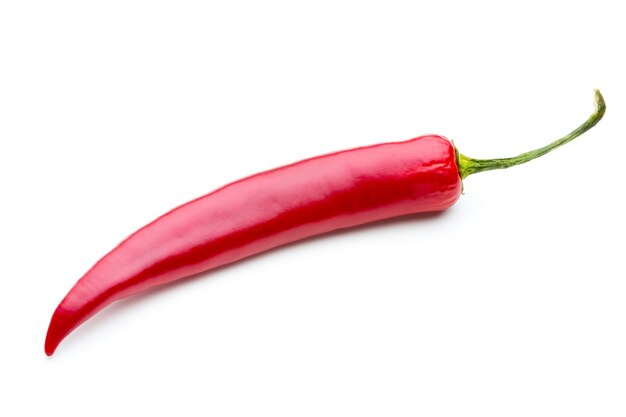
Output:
[[45, 135, 461, 355]]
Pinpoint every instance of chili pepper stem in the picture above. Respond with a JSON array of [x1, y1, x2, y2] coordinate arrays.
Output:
[[457, 90, 606, 180]]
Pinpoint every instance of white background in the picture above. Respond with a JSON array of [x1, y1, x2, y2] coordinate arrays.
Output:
[[1, 1, 625, 416]]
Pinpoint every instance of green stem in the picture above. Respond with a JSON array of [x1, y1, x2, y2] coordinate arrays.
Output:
[[458, 90, 606, 180]]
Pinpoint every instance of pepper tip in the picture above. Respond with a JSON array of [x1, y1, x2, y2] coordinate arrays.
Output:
[[45, 327, 60, 356], [45, 306, 71, 357]]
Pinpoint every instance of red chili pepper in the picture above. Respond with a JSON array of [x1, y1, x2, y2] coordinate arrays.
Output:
[[45, 91, 606, 355]]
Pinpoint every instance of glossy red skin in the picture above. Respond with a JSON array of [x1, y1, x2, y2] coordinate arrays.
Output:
[[45, 134, 462, 355]]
